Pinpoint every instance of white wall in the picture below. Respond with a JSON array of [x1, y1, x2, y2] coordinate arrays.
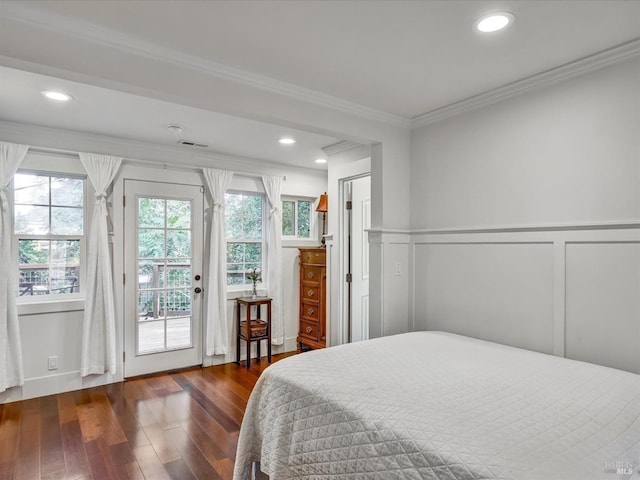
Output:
[[411, 58, 640, 230], [410, 57, 640, 373], [0, 126, 327, 403]]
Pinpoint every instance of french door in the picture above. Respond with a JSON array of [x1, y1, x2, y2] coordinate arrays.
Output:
[[124, 180, 204, 377]]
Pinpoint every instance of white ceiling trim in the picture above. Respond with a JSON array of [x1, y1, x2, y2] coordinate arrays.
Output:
[[2, 3, 411, 129], [0, 120, 327, 177], [322, 140, 366, 156], [412, 38, 640, 129]]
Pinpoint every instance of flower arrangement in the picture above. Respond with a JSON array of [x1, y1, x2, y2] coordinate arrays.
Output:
[[247, 268, 261, 297]]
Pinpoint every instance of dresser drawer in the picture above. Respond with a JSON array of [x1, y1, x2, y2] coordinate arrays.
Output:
[[301, 301, 320, 321], [240, 320, 268, 339], [303, 285, 320, 301], [299, 320, 320, 342], [302, 266, 323, 284], [301, 249, 325, 265]]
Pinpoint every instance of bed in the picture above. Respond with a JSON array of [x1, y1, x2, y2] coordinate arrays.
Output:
[[233, 332, 640, 480]]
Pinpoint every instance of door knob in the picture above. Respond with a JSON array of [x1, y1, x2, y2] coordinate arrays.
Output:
[[194, 287, 202, 294]]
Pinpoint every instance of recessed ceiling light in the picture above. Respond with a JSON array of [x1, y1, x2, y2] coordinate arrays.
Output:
[[167, 124, 184, 134], [278, 137, 296, 145], [315, 158, 328, 164], [42, 90, 73, 102], [475, 12, 514, 33]]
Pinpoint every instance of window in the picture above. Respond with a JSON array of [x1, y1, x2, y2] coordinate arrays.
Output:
[[225, 191, 263, 286], [282, 198, 311, 238], [14, 171, 84, 298]]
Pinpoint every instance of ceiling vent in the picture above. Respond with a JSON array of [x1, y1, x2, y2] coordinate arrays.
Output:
[[178, 139, 208, 148]]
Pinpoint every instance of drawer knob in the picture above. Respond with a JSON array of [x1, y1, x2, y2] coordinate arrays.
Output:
[[307, 308, 315, 315], [307, 289, 315, 297], [308, 271, 315, 279], [305, 326, 313, 334]]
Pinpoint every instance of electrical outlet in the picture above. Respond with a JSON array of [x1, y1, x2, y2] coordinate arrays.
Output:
[[48, 355, 58, 370]]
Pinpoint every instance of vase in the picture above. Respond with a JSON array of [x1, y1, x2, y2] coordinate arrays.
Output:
[[251, 281, 258, 297]]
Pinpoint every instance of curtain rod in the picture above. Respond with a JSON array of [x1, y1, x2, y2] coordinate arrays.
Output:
[[26, 146, 286, 181]]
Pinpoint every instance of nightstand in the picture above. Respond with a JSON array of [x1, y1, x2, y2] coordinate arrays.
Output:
[[236, 296, 272, 368]]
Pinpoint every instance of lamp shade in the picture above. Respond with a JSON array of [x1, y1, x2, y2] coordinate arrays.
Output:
[[316, 193, 328, 213]]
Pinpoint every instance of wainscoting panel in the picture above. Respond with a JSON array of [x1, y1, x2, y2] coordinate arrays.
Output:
[[415, 242, 555, 353], [411, 226, 640, 373], [383, 238, 410, 336], [565, 242, 640, 373]]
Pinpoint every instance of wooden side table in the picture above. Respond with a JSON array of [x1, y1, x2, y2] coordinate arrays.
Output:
[[236, 296, 272, 368]]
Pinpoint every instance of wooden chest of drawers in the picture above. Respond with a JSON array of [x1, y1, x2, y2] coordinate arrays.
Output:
[[298, 248, 326, 350]]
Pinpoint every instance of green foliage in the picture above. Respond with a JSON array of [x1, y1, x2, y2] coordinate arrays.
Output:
[[136, 197, 194, 317], [138, 198, 164, 227], [167, 200, 191, 228], [281, 199, 310, 238], [297, 200, 311, 238], [19, 240, 49, 264], [282, 200, 294, 235], [225, 192, 263, 285]]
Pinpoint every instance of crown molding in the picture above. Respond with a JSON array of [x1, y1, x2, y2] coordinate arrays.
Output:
[[2, 3, 411, 129], [321, 140, 364, 156], [412, 38, 640, 129], [0, 120, 326, 178]]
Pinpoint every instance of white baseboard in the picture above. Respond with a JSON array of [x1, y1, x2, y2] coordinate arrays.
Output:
[[1, 337, 298, 404], [0, 370, 118, 404]]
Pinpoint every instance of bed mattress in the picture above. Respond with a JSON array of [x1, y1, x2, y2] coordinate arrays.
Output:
[[234, 332, 640, 479]]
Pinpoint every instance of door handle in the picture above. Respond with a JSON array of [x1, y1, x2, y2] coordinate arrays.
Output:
[[194, 287, 202, 294]]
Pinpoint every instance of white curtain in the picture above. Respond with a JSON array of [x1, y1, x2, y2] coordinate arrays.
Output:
[[0, 142, 28, 393], [261, 175, 284, 345], [79, 153, 122, 376], [203, 168, 233, 355]]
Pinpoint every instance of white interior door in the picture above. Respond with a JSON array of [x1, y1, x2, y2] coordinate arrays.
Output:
[[124, 180, 204, 377], [347, 175, 370, 343]]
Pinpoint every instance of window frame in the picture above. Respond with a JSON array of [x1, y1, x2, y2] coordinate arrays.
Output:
[[13, 167, 88, 304], [224, 189, 266, 292], [281, 196, 314, 240]]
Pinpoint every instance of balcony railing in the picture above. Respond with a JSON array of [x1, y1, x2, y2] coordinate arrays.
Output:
[[18, 265, 79, 296]]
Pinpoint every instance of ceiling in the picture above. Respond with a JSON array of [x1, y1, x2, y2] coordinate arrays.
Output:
[[0, 66, 341, 168], [1, 0, 639, 169]]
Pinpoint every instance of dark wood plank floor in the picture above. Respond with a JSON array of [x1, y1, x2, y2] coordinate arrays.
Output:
[[0, 354, 294, 480]]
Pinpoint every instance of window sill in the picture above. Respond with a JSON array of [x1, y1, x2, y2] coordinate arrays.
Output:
[[18, 298, 85, 316]]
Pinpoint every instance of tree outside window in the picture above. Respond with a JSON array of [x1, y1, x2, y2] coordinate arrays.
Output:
[[282, 198, 311, 238], [14, 172, 84, 297], [225, 192, 263, 286]]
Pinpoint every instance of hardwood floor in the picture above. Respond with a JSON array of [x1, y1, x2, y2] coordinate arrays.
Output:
[[0, 354, 294, 480]]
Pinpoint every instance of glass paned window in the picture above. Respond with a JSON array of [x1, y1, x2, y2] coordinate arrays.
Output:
[[14, 172, 84, 297], [282, 198, 311, 238], [225, 192, 263, 286]]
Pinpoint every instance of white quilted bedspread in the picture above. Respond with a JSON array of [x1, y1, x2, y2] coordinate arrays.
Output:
[[234, 332, 640, 480]]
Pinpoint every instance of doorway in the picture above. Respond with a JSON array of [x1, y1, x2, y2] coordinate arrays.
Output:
[[123, 180, 204, 377], [343, 175, 371, 343]]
